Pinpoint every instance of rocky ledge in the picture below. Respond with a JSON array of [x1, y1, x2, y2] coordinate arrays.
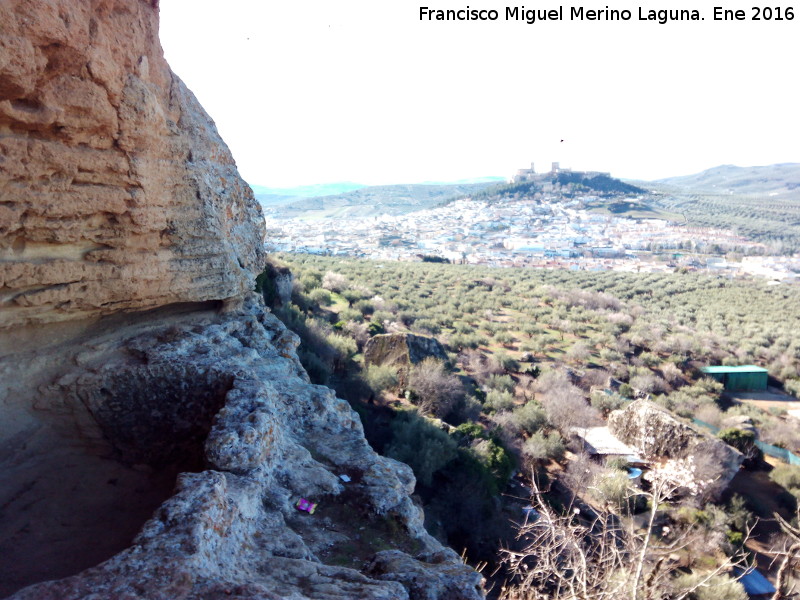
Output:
[[2, 296, 483, 599]]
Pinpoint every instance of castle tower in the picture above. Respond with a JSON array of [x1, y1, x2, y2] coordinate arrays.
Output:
[[551, 161, 560, 173]]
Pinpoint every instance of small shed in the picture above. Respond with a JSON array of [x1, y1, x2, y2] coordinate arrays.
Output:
[[571, 426, 643, 464], [700, 365, 768, 392]]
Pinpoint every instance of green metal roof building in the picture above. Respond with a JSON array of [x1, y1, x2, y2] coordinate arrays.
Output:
[[700, 365, 769, 391]]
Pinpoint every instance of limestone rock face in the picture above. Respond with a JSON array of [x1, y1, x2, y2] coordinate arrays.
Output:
[[0, 1, 483, 598], [608, 400, 743, 495], [4, 298, 481, 599], [364, 333, 448, 372], [0, 0, 265, 331]]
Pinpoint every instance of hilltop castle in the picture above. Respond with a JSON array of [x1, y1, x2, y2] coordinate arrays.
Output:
[[512, 162, 609, 183]]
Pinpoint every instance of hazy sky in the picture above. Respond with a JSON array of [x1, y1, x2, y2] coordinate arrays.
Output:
[[160, 1, 798, 187]]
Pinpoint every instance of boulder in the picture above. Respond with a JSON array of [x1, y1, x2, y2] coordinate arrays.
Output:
[[608, 400, 743, 497], [364, 333, 448, 371]]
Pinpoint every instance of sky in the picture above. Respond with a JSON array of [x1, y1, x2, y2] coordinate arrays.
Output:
[[159, 1, 799, 187]]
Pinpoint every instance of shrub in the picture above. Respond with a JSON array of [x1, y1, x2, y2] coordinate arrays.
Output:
[[485, 374, 515, 393], [726, 494, 753, 532], [448, 395, 483, 424], [326, 333, 357, 372], [297, 347, 331, 385], [590, 390, 626, 416], [592, 469, 631, 511], [522, 431, 565, 462], [365, 364, 399, 394], [367, 319, 385, 336], [760, 418, 800, 452], [407, 358, 465, 419], [385, 410, 458, 486], [495, 330, 515, 346], [339, 307, 363, 323], [322, 271, 349, 293], [718, 428, 762, 465], [512, 401, 548, 434], [484, 389, 515, 413], [606, 456, 630, 471], [491, 350, 519, 372], [470, 438, 514, 494], [308, 288, 332, 306], [453, 422, 485, 442], [770, 464, 800, 498], [785, 378, 800, 399], [672, 573, 747, 600]]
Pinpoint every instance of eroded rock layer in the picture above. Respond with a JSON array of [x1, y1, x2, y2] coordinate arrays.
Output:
[[3, 298, 482, 599], [0, 0, 264, 330], [0, 1, 483, 598]]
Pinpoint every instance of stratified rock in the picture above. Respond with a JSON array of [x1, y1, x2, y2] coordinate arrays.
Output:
[[608, 400, 743, 496], [364, 333, 448, 371], [4, 296, 482, 599], [0, 0, 264, 332], [0, 1, 483, 598]]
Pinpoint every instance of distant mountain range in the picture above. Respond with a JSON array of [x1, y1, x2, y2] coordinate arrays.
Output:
[[258, 181, 502, 219], [250, 183, 366, 207], [253, 165, 800, 235], [655, 163, 800, 195]]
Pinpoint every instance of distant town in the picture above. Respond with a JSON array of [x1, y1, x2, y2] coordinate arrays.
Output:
[[264, 163, 800, 283]]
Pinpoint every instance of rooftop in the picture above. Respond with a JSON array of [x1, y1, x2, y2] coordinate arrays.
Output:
[[701, 365, 769, 374]]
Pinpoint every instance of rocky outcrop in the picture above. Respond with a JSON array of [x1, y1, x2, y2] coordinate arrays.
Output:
[[0, 1, 482, 598], [4, 298, 480, 599], [364, 333, 448, 372], [0, 0, 264, 332], [608, 401, 743, 495]]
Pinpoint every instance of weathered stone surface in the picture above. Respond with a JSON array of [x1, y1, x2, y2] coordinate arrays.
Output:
[[364, 333, 448, 372], [3, 297, 482, 599], [367, 550, 485, 600], [608, 400, 743, 494], [0, 1, 483, 598], [0, 0, 264, 331]]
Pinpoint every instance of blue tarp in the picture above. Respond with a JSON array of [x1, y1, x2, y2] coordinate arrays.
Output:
[[734, 567, 776, 596]]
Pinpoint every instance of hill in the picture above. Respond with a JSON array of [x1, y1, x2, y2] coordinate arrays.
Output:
[[266, 181, 499, 219], [657, 163, 800, 195], [442, 171, 646, 208], [249, 182, 367, 207], [647, 164, 800, 253]]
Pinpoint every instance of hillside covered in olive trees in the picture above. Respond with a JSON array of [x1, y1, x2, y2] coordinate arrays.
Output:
[[259, 253, 800, 599]]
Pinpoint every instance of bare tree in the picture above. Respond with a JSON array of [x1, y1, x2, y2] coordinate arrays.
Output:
[[407, 357, 464, 419], [770, 507, 800, 600], [501, 458, 751, 600]]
